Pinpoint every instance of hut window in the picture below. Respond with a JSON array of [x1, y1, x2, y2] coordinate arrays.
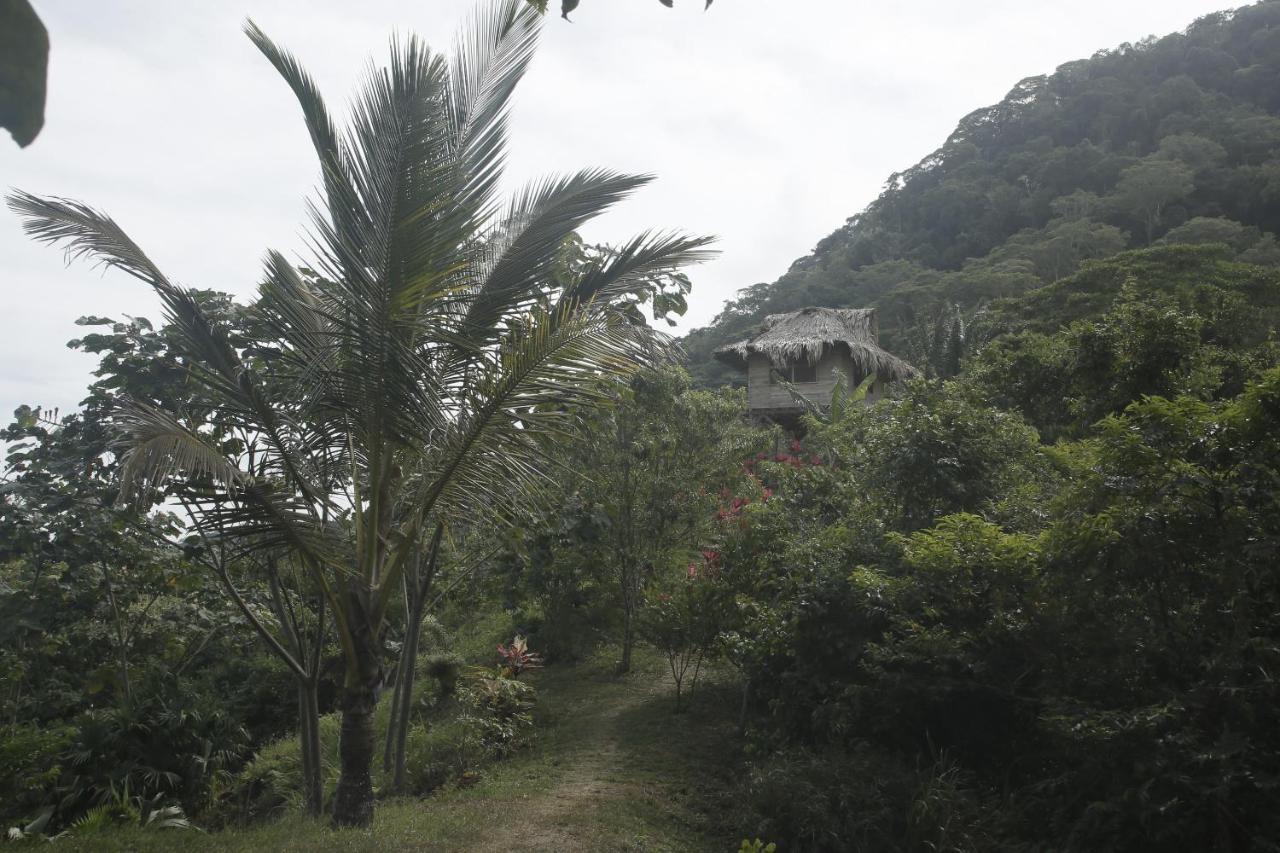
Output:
[[789, 361, 817, 383]]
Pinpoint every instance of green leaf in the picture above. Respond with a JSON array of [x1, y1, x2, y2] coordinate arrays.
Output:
[[0, 0, 48, 147]]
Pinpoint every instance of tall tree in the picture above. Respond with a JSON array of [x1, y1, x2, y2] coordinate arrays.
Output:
[[8, 0, 711, 827], [1113, 158, 1195, 244]]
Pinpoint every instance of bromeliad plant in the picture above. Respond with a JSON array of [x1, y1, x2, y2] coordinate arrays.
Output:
[[8, 0, 711, 827], [496, 635, 543, 678]]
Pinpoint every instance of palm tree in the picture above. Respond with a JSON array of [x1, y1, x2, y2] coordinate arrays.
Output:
[[8, 0, 712, 826]]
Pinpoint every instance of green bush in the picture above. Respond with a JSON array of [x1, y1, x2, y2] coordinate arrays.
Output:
[[223, 713, 340, 824], [742, 745, 999, 852], [402, 719, 474, 795], [0, 722, 73, 826], [421, 651, 464, 699]]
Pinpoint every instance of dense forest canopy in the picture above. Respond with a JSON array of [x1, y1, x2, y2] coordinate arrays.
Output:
[[685, 0, 1280, 385]]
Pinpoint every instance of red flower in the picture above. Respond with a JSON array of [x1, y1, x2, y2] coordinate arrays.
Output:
[[686, 563, 698, 579], [762, 487, 773, 500], [810, 455, 823, 465], [789, 439, 803, 453]]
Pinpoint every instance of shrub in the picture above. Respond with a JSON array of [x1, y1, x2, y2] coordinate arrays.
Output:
[[422, 652, 464, 699], [223, 713, 340, 825], [742, 744, 1000, 852], [402, 719, 474, 795], [0, 722, 73, 827]]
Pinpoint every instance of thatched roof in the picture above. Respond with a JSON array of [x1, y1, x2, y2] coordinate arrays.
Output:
[[714, 307, 917, 381]]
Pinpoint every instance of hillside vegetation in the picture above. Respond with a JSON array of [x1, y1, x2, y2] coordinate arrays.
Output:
[[685, 0, 1280, 385]]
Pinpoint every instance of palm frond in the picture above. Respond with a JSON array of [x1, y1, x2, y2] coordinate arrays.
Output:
[[244, 18, 364, 270], [114, 402, 246, 507], [448, 0, 541, 213], [451, 169, 653, 352], [561, 229, 717, 309], [423, 302, 657, 525], [7, 192, 334, 504]]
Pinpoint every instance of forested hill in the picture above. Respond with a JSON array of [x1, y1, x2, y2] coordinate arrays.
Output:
[[684, 0, 1280, 386]]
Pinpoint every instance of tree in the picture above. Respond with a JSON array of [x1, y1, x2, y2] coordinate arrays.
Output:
[[1159, 216, 1259, 252], [580, 369, 759, 672], [1111, 158, 1195, 245], [8, 0, 712, 827], [3, 304, 334, 820]]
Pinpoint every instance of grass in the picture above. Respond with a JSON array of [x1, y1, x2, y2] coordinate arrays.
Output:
[[58, 648, 746, 852]]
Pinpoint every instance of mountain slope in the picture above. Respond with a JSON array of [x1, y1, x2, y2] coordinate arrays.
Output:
[[685, 0, 1280, 386]]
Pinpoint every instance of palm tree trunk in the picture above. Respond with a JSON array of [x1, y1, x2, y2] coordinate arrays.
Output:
[[381, 645, 407, 768], [389, 524, 444, 792], [391, 594, 426, 791], [298, 677, 322, 816], [332, 588, 384, 828], [332, 680, 378, 827]]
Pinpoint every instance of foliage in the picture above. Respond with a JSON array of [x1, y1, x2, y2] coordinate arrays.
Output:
[[0, 0, 47, 147], [967, 252, 1280, 439], [714, 359, 1280, 849], [503, 366, 767, 670], [638, 553, 725, 710], [495, 635, 543, 677]]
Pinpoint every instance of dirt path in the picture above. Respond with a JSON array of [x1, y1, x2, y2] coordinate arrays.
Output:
[[469, 674, 653, 853]]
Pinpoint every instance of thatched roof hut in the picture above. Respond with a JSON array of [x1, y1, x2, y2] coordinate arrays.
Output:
[[714, 307, 916, 379], [714, 307, 916, 418]]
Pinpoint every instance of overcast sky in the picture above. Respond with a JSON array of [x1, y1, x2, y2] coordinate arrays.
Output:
[[0, 0, 1238, 418]]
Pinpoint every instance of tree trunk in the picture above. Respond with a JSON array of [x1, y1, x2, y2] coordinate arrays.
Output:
[[332, 684, 377, 827], [388, 524, 443, 792], [391, 595, 425, 792], [619, 600, 634, 674], [381, 652, 407, 774], [298, 678, 322, 816], [332, 582, 383, 828]]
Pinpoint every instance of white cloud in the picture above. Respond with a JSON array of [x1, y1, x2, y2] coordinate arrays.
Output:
[[0, 0, 1236, 416]]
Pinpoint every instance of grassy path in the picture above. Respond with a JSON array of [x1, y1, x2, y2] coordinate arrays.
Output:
[[470, 653, 737, 852], [74, 650, 741, 852]]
